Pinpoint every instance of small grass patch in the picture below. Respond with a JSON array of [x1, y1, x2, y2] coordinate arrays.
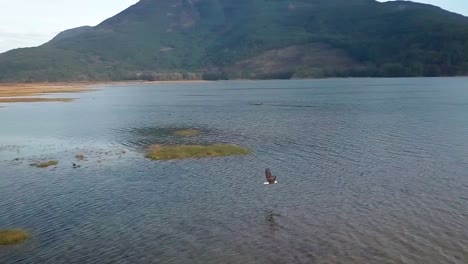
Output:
[[146, 144, 251, 160], [36, 160, 58, 168], [173, 129, 200, 137], [0, 229, 29, 246]]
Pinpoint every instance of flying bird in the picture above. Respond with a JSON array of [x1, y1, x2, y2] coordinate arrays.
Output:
[[265, 168, 277, 184]]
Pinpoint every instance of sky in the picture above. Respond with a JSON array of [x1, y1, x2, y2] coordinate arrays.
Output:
[[0, 0, 467, 53], [377, 0, 468, 15], [0, 0, 138, 53]]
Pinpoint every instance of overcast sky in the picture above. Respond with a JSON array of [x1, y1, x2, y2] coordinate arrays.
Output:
[[377, 0, 468, 15], [0, 0, 467, 53], [0, 0, 138, 53]]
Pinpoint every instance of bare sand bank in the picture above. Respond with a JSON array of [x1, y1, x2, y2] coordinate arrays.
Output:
[[0, 80, 208, 104]]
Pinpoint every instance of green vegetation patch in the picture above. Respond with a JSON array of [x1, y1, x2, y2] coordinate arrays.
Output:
[[173, 129, 200, 137], [36, 160, 58, 168], [146, 144, 251, 160], [0, 229, 29, 246]]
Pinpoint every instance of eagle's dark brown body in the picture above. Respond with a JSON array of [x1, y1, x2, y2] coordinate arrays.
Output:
[[265, 168, 277, 184]]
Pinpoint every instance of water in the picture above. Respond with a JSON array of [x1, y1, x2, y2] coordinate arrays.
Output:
[[0, 78, 467, 264]]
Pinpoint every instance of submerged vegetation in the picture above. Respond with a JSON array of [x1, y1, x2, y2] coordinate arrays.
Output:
[[0, 229, 29, 246], [35, 160, 58, 168], [75, 154, 86, 160], [173, 129, 200, 137], [146, 144, 251, 160]]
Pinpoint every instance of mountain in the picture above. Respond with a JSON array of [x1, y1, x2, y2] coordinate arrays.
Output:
[[48, 26, 93, 44], [1, 0, 468, 82]]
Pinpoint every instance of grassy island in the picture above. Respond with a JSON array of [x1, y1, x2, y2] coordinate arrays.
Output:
[[146, 144, 251, 160], [0, 229, 29, 246]]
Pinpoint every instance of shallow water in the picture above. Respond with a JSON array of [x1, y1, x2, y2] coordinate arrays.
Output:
[[0, 78, 467, 264]]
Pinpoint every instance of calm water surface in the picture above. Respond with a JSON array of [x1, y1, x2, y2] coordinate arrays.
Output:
[[0, 78, 467, 263]]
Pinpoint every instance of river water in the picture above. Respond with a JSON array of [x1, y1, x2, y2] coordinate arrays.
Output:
[[0, 78, 467, 263]]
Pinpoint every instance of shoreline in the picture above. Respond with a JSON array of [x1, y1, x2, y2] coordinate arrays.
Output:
[[3, 76, 465, 105], [0, 80, 209, 105]]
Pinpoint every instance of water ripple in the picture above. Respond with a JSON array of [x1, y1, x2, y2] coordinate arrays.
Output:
[[1, 78, 468, 263]]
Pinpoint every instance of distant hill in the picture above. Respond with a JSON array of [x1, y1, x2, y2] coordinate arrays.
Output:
[[48, 26, 93, 44], [1, 0, 468, 82]]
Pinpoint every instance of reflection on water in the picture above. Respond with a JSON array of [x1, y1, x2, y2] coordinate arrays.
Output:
[[0, 78, 468, 264], [265, 209, 281, 231]]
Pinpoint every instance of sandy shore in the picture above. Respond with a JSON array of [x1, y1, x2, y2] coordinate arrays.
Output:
[[0, 83, 90, 103], [0, 80, 207, 104], [0, 97, 74, 103]]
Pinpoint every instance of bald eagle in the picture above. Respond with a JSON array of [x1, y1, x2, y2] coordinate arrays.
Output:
[[265, 168, 277, 184]]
